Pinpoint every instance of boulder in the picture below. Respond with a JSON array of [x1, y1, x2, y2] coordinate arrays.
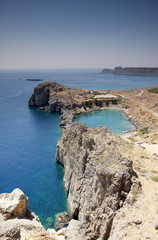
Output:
[[56, 212, 70, 230], [0, 188, 28, 218], [0, 189, 44, 240]]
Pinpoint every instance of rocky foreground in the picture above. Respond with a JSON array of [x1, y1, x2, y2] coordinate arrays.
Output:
[[0, 188, 66, 240]]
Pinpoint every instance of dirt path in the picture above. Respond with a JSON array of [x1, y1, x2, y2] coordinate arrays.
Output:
[[136, 89, 144, 96], [141, 102, 158, 117]]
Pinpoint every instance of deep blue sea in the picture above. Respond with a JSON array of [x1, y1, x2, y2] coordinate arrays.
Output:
[[0, 69, 158, 228]]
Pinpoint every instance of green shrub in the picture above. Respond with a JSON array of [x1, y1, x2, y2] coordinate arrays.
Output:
[[138, 127, 149, 134], [148, 88, 158, 93]]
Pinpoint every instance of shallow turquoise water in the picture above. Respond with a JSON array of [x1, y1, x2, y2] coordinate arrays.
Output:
[[0, 69, 156, 229], [75, 109, 135, 134]]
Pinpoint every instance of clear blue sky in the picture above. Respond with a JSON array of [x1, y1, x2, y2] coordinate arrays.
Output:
[[0, 0, 158, 69]]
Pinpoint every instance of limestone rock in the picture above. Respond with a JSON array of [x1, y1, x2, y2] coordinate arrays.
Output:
[[56, 212, 70, 230], [29, 81, 52, 107], [56, 122, 135, 239], [20, 227, 66, 240], [133, 217, 142, 225], [63, 220, 85, 240], [0, 189, 44, 239], [28, 81, 122, 128], [60, 110, 76, 128], [0, 188, 28, 218], [0, 188, 67, 240]]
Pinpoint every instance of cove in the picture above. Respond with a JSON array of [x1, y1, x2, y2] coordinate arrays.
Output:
[[75, 109, 135, 134]]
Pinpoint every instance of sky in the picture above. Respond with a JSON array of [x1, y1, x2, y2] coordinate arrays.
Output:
[[0, 0, 158, 69]]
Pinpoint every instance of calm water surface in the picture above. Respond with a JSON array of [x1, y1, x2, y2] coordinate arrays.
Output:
[[0, 69, 158, 228], [75, 109, 135, 134]]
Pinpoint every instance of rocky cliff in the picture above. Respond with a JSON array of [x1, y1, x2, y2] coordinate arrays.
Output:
[[29, 81, 122, 128], [56, 122, 135, 240], [100, 66, 158, 76]]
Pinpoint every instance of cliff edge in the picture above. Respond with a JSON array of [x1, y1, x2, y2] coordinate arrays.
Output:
[[56, 122, 135, 239]]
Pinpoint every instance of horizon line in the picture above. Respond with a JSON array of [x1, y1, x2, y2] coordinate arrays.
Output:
[[0, 66, 158, 71]]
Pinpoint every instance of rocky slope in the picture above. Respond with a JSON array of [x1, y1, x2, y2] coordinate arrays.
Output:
[[100, 66, 158, 75], [56, 122, 135, 240]]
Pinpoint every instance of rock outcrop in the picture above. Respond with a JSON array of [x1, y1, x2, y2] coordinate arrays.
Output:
[[56, 122, 135, 239], [29, 81, 122, 128], [0, 188, 66, 240], [100, 66, 158, 75], [0, 188, 44, 239], [29, 81, 158, 131]]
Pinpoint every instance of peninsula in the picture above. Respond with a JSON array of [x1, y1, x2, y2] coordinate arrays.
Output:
[[100, 66, 158, 76], [1, 81, 158, 239]]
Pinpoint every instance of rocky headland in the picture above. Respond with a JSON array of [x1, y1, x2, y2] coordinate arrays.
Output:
[[29, 81, 122, 128], [28, 81, 158, 131], [100, 66, 158, 76], [1, 81, 158, 239]]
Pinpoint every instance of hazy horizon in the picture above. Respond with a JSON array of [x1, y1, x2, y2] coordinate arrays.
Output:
[[1, 66, 158, 72], [0, 0, 158, 70]]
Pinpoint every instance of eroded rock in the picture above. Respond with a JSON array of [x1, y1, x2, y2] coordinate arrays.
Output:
[[0, 188, 28, 218], [56, 122, 135, 239], [0, 189, 50, 240], [56, 212, 70, 230], [28, 81, 122, 128]]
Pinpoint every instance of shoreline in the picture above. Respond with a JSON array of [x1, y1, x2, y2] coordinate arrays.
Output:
[[1, 81, 158, 239]]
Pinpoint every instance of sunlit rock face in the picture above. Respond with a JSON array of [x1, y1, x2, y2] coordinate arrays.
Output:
[[29, 81, 122, 128], [0, 188, 67, 240], [56, 122, 135, 240]]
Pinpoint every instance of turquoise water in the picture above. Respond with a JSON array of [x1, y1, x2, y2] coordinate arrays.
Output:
[[0, 69, 157, 229], [75, 109, 135, 134]]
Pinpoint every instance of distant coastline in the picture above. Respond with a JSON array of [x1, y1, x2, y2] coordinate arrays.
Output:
[[100, 66, 158, 76]]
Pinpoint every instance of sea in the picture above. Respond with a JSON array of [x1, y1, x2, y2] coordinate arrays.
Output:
[[0, 69, 158, 229]]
